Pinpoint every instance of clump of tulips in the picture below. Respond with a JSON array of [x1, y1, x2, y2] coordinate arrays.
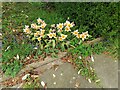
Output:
[[23, 18, 90, 50]]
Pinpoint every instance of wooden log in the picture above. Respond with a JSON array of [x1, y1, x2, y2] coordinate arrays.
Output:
[[83, 37, 103, 45]]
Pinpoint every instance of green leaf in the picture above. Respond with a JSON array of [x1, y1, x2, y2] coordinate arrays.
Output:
[[44, 40, 52, 48], [52, 40, 55, 48], [79, 40, 82, 45], [40, 44, 43, 50], [38, 50, 42, 55], [51, 53, 58, 58], [61, 42, 65, 51], [45, 48, 49, 54], [32, 37, 35, 41]]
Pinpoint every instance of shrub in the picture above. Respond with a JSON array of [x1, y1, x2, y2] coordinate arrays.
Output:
[[44, 2, 119, 41]]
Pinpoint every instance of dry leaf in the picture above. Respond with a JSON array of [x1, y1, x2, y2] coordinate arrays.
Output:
[[31, 75, 39, 78], [75, 82, 80, 88]]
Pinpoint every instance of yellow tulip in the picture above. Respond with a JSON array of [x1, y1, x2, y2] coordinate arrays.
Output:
[[76, 34, 81, 38], [58, 29, 63, 32], [47, 33, 53, 38], [65, 26, 71, 32], [57, 23, 63, 29], [61, 34, 67, 39], [37, 18, 43, 24], [40, 29, 45, 34], [72, 30, 79, 36], [40, 23, 47, 29], [53, 33, 56, 38], [37, 37, 41, 41], [23, 28, 31, 34], [81, 33, 87, 41], [59, 37, 63, 41]]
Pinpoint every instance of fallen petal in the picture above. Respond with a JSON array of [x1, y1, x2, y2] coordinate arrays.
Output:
[[95, 79, 100, 83], [90, 67, 93, 70], [16, 54, 19, 60], [22, 74, 30, 80], [60, 73, 63, 76], [5, 46, 10, 51], [91, 55, 94, 62], [34, 47, 38, 49], [78, 56, 82, 59], [78, 69, 82, 74], [53, 74, 56, 78], [73, 77, 76, 80], [53, 82, 56, 85], [26, 57, 30, 59], [41, 81, 46, 87], [88, 79, 91, 83]]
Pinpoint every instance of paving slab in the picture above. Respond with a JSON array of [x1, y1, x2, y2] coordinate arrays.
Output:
[[40, 63, 98, 88], [93, 54, 118, 88], [40, 54, 118, 88]]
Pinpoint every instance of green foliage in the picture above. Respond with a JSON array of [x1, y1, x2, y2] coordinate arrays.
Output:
[[106, 38, 118, 60], [68, 41, 105, 58], [44, 2, 119, 42], [22, 76, 41, 88], [92, 42, 105, 54], [2, 43, 33, 77], [68, 44, 91, 58]]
